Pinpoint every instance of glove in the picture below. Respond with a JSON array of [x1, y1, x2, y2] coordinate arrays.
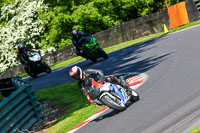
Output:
[[119, 76, 129, 88]]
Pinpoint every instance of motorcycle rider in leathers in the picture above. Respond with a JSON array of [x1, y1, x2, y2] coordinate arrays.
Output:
[[17, 43, 35, 66], [71, 30, 93, 58], [69, 66, 131, 104]]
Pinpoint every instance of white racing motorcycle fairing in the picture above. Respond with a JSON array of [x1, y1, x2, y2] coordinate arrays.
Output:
[[99, 82, 131, 105], [28, 52, 42, 62]]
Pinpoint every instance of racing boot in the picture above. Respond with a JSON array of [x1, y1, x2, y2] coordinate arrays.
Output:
[[126, 87, 132, 96], [119, 76, 132, 96], [94, 99, 103, 106]]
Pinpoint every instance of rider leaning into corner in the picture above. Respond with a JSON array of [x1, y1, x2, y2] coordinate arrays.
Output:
[[17, 43, 35, 66], [69, 66, 132, 105], [71, 29, 93, 58]]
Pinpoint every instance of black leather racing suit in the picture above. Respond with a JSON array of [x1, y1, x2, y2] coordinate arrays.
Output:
[[72, 32, 92, 57], [77, 69, 129, 103]]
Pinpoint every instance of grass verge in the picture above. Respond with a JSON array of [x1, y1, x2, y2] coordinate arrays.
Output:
[[35, 82, 104, 133], [188, 126, 200, 133]]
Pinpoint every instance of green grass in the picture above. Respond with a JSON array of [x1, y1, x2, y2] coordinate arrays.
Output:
[[35, 82, 103, 133], [188, 126, 200, 133], [19, 73, 29, 78]]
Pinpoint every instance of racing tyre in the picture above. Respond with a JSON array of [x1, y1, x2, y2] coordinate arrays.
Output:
[[42, 62, 51, 74], [101, 94, 126, 111], [97, 48, 108, 59], [25, 67, 37, 78], [130, 90, 139, 102]]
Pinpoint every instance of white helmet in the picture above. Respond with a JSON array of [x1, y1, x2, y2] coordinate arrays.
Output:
[[17, 43, 24, 49], [71, 30, 78, 36]]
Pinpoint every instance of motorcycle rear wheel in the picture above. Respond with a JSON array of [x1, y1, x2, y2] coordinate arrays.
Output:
[[97, 48, 108, 59], [101, 94, 126, 111], [25, 67, 37, 78]]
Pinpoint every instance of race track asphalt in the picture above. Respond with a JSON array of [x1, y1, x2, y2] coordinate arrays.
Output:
[[25, 25, 200, 133]]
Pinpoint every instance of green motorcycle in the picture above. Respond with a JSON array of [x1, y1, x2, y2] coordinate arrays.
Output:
[[81, 36, 108, 62]]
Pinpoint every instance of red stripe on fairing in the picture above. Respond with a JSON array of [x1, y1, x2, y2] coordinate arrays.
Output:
[[70, 119, 91, 130], [129, 80, 143, 87]]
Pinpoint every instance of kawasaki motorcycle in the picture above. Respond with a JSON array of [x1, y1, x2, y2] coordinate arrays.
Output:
[[87, 76, 139, 111], [24, 51, 51, 78], [81, 36, 108, 62]]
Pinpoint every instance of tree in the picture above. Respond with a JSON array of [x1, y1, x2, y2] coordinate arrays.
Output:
[[0, 0, 47, 73]]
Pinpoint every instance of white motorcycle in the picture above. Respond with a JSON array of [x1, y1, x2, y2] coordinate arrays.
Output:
[[25, 52, 51, 78], [88, 76, 139, 111]]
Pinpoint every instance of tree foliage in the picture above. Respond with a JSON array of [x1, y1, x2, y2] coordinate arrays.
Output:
[[39, 0, 174, 50], [0, 0, 47, 72]]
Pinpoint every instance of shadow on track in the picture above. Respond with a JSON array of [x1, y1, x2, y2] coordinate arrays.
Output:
[[79, 35, 173, 75], [92, 102, 136, 122]]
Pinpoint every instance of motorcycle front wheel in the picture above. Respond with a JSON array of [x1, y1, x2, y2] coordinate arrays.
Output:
[[42, 62, 51, 74], [101, 94, 126, 111]]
